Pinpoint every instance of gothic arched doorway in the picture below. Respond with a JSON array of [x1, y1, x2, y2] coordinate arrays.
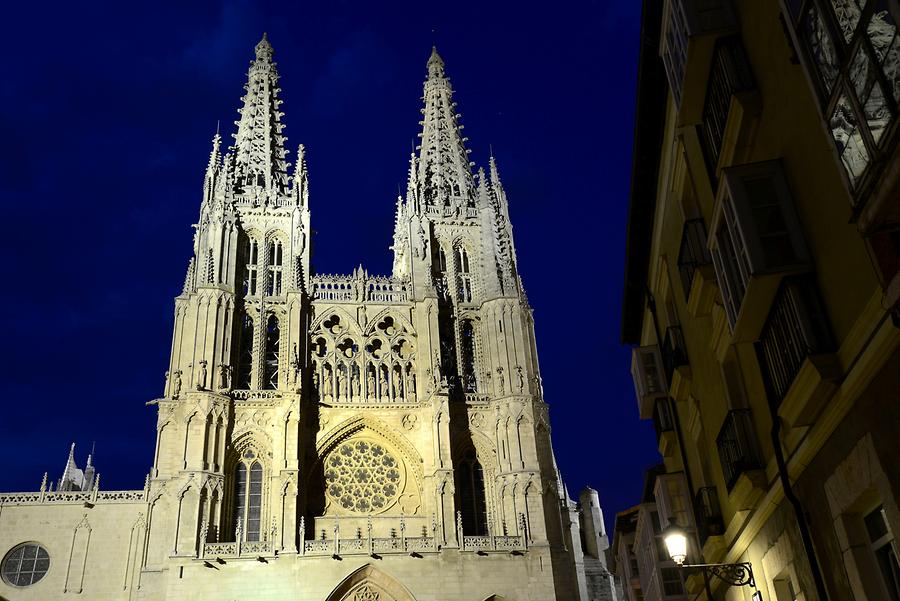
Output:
[[325, 564, 417, 601]]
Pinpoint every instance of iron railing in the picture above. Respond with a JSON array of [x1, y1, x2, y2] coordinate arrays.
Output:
[[700, 36, 755, 181], [757, 275, 833, 404], [694, 486, 725, 545], [716, 409, 763, 490], [677, 218, 713, 300], [653, 398, 675, 442], [661, 326, 689, 384]]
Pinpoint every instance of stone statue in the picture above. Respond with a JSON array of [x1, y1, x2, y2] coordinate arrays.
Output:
[[291, 343, 301, 390], [496, 368, 505, 396], [367, 369, 376, 399], [312, 371, 320, 400], [164, 370, 170, 396], [323, 370, 333, 397], [516, 366, 525, 393], [219, 364, 232, 391], [392, 369, 402, 400], [172, 370, 182, 399], [351, 371, 361, 399], [337, 369, 347, 401], [379, 369, 389, 400], [407, 371, 416, 400], [197, 360, 208, 390], [433, 350, 443, 386], [424, 368, 433, 394]]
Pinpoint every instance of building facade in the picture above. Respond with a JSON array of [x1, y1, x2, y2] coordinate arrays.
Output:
[[0, 37, 617, 601], [621, 1, 900, 600]]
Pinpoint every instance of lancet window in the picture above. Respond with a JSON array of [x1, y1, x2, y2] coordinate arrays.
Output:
[[263, 315, 280, 390], [455, 449, 488, 536], [236, 314, 254, 389], [459, 320, 477, 392], [232, 450, 263, 541], [456, 246, 473, 303], [242, 239, 259, 296], [437, 247, 448, 275], [267, 240, 283, 296]]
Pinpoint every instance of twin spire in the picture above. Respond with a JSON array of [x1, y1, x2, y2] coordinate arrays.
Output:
[[211, 37, 501, 217]]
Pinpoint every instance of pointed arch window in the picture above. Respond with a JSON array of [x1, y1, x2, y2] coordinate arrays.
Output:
[[242, 239, 259, 296], [455, 449, 488, 536], [232, 450, 263, 542], [236, 314, 254, 389], [460, 319, 477, 392], [456, 246, 472, 302], [263, 315, 280, 390], [267, 240, 283, 296], [437, 247, 448, 274]]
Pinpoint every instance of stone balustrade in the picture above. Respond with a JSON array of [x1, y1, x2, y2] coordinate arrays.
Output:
[[312, 272, 409, 304], [0, 489, 147, 506]]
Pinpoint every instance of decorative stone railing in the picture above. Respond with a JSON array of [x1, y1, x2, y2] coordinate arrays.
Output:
[[231, 389, 283, 401], [201, 540, 275, 558], [312, 272, 409, 304], [301, 536, 438, 557], [460, 535, 526, 552], [0, 488, 147, 506]]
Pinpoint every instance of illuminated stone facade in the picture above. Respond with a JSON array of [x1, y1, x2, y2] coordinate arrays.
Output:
[[0, 36, 617, 601]]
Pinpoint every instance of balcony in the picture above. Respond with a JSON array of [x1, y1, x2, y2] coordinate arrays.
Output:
[[653, 398, 678, 456], [660, 0, 737, 121], [661, 326, 688, 386], [652, 398, 675, 440], [710, 160, 812, 341], [631, 345, 669, 419], [716, 409, 762, 491], [694, 486, 724, 546], [698, 36, 756, 183], [757, 275, 838, 429], [757, 276, 834, 403], [677, 218, 713, 304]]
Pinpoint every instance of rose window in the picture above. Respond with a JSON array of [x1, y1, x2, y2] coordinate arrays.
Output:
[[324, 439, 403, 513]]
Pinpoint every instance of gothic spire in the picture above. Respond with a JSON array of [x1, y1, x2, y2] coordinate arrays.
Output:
[[232, 33, 290, 196], [291, 143, 309, 207], [416, 47, 474, 213]]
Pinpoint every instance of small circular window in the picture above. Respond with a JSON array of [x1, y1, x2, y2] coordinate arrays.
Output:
[[1, 543, 50, 587]]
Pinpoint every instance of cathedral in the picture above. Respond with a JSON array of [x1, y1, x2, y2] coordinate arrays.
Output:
[[0, 36, 616, 601]]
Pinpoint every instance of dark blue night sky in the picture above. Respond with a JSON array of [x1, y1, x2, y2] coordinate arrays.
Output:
[[0, 1, 659, 521]]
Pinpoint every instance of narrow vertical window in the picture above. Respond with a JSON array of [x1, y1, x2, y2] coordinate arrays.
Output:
[[456, 246, 472, 302], [438, 247, 447, 274], [237, 315, 254, 389], [460, 320, 477, 392], [243, 239, 259, 296], [455, 450, 488, 536], [247, 461, 263, 541], [267, 240, 283, 296], [233, 463, 247, 539], [232, 451, 264, 542], [263, 315, 280, 390]]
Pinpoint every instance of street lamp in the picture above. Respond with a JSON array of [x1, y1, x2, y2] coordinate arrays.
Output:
[[661, 520, 758, 589]]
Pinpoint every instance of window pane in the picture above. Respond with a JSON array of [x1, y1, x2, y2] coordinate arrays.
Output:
[[851, 45, 893, 143], [248, 462, 263, 541], [866, 505, 890, 541], [831, 93, 870, 183], [1, 544, 49, 587], [867, 3, 900, 104], [830, 0, 866, 43], [805, 3, 841, 94]]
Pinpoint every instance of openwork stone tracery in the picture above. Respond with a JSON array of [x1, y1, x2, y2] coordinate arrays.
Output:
[[324, 439, 404, 514]]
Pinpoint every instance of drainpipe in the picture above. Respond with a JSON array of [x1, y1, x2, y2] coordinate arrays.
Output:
[[770, 414, 829, 600]]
